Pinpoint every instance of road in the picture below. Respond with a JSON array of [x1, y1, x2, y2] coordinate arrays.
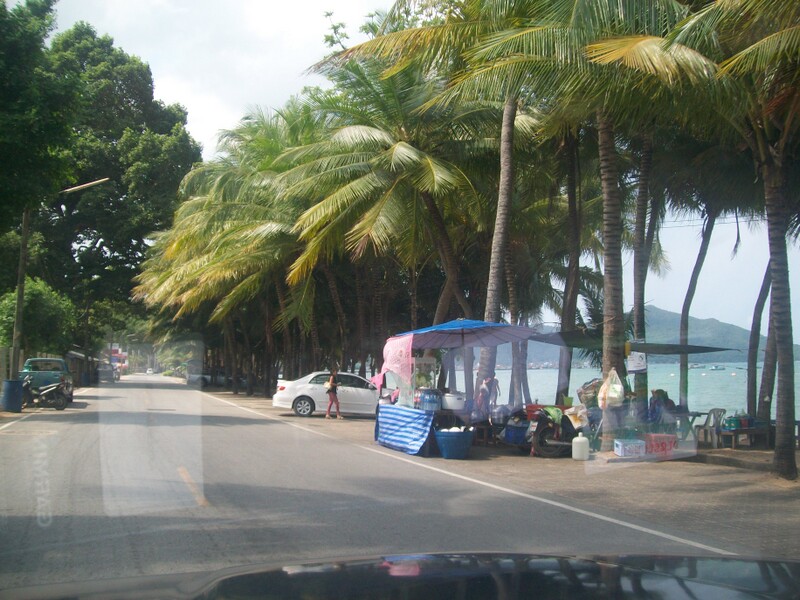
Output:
[[0, 375, 793, 591]]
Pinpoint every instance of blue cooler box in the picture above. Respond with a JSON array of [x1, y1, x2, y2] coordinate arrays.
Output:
[[504, 422, 529, 444], [435, 430, 473, 459]]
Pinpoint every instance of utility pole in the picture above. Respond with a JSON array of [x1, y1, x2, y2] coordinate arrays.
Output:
[[9, 208, 30, 379]]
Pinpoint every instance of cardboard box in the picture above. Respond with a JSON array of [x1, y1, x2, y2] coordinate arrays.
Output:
[[614, 438, 646, 457], [644, 433, 677, 457]]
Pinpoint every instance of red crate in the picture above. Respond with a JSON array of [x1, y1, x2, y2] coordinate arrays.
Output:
[[644, 433, 677, 457]]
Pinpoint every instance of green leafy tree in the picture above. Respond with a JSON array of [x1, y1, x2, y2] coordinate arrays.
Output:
[[0, 278, 76, 356], [0, 0, 78, 232], [30, 22, 201, 303]]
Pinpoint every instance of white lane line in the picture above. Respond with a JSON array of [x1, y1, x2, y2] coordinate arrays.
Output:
[[0, 412, 34, 431], [205, 393, 737, 557], [209, 394, 333, 439]]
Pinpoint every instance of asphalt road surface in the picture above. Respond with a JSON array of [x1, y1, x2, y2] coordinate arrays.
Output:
[[0, 376, 767, 591]]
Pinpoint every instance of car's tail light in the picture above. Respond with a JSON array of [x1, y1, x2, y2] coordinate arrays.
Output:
[[278, 385, 286, 391]]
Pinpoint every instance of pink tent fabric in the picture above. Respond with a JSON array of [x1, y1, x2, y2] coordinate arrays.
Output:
[[373, 334, 414, 388]]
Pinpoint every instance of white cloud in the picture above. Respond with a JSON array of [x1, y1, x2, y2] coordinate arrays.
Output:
[[52, 0, 383, 157]]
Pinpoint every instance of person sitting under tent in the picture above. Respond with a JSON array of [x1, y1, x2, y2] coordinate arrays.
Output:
[[648, 389, 677, 432]]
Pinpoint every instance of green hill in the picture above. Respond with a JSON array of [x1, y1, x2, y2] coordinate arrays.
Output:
[[497, 306, 798, 365], [639, 306, 752, 363]]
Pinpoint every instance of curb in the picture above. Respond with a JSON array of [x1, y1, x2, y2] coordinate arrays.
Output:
[[682, 451, 775, 472]]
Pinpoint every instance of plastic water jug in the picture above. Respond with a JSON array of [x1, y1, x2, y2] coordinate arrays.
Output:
[[572, 432, 589, 461]]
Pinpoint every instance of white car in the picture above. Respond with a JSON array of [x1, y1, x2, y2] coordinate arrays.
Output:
[[273, 371, 379, 417]]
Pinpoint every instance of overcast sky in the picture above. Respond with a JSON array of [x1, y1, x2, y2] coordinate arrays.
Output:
[[48, 0, 799, 336]]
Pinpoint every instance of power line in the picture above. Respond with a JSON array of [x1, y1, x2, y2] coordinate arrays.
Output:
[[659, 217, 763, 229]]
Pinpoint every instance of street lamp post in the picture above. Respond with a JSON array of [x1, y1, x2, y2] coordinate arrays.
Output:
[[7, 178, 109, 381]]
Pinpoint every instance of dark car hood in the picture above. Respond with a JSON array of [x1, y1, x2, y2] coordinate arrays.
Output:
[[5, 553, 800, 599]]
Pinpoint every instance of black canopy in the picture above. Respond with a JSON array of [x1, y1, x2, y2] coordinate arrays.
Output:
[[529, 330, 733, 355]]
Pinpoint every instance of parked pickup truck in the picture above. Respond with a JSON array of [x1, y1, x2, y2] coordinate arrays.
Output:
[[20, 358, 74, 401]]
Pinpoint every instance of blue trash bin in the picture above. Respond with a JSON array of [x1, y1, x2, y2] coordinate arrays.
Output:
[[1, 379, 23, 413]]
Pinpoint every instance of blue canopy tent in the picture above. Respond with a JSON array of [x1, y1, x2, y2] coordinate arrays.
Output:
[[375, 319, 536, 455], [395, 318, 536, 349]]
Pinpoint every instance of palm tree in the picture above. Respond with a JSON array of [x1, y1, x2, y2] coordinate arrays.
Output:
[[586, 0, 799, 478], [328, 2, 537, 388], [135, 106, 313, 389], [277, 59, 488, 324], [453, 0, 689, 377]]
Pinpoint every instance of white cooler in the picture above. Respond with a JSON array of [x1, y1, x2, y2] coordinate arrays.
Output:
[[442, 392, 466, 411]]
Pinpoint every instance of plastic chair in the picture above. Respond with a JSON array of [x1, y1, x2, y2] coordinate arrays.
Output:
[[694, 408, 726, 448]]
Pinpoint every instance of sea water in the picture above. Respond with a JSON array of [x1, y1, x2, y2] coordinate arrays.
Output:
[[483, 362, 800, 419]]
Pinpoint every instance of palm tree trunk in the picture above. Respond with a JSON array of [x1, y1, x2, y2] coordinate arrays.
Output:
[[598, 113, 625, 378], [679, 208, 717, 409], [556, 130, 581, 402], [309, 315, 322, 370], [241, 323, 254, 396], [505, 242, 522, 406], [263, 296, 274, 397], [223, 317, 239, 394], [597, 112, 626, 452], [355, 269, 368, 377], [758, 313, 777, 421], [747, 263, 770, 415], [275, 278, 294, 379], [322, 263, 347, 368], [762, 165, 796, 480], [373, 274, 387, 366], [632, 134, 654, 408], [421, 192, 473, 322], [477, 95, 517, 385], [409, 267, 418, 330]]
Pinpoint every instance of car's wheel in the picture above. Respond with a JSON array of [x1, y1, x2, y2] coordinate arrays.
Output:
[[292, 396, 315, 417]]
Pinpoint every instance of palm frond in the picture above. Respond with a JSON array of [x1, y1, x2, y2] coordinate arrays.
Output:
[[719, 25, 800, 77], [586, 35, 717, 86]]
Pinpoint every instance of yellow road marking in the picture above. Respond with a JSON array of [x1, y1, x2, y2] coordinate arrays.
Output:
[[178, 466, 209, 507]]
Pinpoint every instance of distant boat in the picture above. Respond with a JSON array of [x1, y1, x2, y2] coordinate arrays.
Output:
[[689, 363, 705, 369], [709, 364, 726, 371]]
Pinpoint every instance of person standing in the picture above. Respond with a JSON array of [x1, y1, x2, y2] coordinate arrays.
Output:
[[325, 369, 342, 419]]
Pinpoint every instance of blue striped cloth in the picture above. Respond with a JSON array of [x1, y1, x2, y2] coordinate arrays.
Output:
[[377, 405, 434, 455]]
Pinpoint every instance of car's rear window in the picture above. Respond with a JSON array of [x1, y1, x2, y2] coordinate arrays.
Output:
[[24, 361, 63, 371]]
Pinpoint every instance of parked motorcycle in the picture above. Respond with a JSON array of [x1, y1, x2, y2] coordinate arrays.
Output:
[[22, 375, 68, 410], [529, 405, 602, 458]]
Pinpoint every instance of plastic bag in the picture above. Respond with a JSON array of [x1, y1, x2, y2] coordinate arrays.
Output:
[[564, 404, 589, 428], [597, 368, 624, 409]]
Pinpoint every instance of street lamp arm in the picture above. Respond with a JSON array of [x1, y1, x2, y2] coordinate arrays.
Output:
[[60, 178, 110, 194]]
